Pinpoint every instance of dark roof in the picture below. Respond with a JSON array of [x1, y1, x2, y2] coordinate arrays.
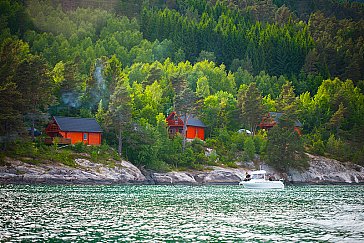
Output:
[[53, 116, 102, 132], [268, 112, 302, 127], [180, 115, 207, 128]]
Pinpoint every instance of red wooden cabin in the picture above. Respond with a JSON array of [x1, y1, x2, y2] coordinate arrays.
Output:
[[45, 116, 102, 145], [259, 112, 302, 135], [166, 112, 206, 140]]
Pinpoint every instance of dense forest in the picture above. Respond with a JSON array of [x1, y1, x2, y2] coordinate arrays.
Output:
[[1, 0, 364, 172]]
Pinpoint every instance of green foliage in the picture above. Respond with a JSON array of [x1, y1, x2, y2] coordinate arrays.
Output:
[[326, 134, 351, 162], [238, 82, 264, 135], [3, 140, 76, 167], [141, 3, 313, 77], [352, 146, 364, 166], [267, 126, 308, 172], [307, 131, 326, 156], [254, 131, 268, 155], [106, 80, 132, 156], [72, 142, 87, 153], [2, 139, 123, 168], [201, 91, 238, 134], [243, 136, 255, 161], [1, 0, 364, 172]]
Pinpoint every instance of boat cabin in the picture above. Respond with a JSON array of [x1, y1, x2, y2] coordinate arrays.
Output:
[[45, 116, 102, 145], [250, 170, 267, 180], [166, 112, 207, 140]]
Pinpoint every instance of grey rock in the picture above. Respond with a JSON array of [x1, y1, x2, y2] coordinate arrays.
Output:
[[194, 167, 246, 184], [2, 154, 364, 185], [288, 154, 364, 184], [0, 157, 146, 184], [152, 172, 197, 185]]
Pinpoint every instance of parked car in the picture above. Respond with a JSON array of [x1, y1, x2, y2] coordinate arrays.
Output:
[[237, 129, 252, 135], [27, 128, 42, 137]]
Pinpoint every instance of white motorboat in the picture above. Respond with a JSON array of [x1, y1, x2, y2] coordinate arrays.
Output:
[[239, 170, 284, 189]]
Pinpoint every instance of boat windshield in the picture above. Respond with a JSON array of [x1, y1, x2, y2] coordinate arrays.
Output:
[[251, 173, 265, 180]]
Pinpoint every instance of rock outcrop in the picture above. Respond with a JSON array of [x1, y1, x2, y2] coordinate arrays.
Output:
[[151, 168, 247, 185], [288, 154, 364, 184], [152, 172, 197, 185], [0, 158, 146, 184], [1, 154, 364, 185], [193, 167, 246, 184]]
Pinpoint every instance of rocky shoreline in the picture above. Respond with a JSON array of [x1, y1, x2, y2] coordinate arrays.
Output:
[[1, 154, 364, 185]]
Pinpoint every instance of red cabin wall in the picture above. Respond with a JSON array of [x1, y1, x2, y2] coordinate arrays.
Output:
[[60, 131, 82, 144], [166, 112, 184, 126], [186, 126, 205, 140], [59, 131, 101, 145], [89, 133, 101, 145]]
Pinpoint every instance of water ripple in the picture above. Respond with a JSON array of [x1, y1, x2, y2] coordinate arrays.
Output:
[[1, 185, 364, 242]]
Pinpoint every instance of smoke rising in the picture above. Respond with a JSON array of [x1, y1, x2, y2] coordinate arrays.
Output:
[[61, 92, 81, 108]]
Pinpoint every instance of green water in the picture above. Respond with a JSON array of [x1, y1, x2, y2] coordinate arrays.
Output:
[[1, 185, 363, 242]]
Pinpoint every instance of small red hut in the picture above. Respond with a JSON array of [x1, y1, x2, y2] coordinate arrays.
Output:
[[166, 112, 206, 140], [45, 116, 102, 145], [259, 112, 302, 135]]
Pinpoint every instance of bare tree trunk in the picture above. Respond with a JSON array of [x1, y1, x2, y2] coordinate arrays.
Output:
[[31, 114, 35, 141], [3, 120, 9, 151], [118, 127, 122, 157], [251, 123, 256, 137], [181, 113, 191, 152]]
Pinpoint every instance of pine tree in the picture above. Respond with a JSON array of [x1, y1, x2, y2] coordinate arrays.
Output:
[[13, 55, 55, 141], [267, 125, 308, 172], [329, 102, 346, 137], [267, 81, 307, 172], [106, 80, 132, 156], [172, 74, 198, 151], [277, 81, 298, 128], [239, 82, 264, 135]]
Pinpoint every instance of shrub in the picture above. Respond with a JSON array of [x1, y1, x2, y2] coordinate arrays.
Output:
[[353, 146, 364, 166], [311, 139, 325, 155], [253, 131, 267, 155], [148, 159, 171, 172], [206, 150, 219, 166], [72, 142, 87, 153], [243, 136, 255, 160], [326, 134, 352, 161], [231, 132, 246, 151], [191, 137, 204, 147], [224, 161, 238, 168], [205, 138, 218, 148]]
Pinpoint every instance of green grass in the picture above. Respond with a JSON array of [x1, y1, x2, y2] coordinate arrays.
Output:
[[1, 140, 121, 168]]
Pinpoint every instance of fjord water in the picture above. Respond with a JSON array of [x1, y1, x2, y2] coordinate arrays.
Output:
[[1, 185, 363, 242]]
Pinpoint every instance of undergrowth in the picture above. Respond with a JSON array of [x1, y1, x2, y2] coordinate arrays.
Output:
[[1, 139, 121, 168]]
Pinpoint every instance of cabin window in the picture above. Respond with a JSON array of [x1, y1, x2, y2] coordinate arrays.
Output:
[[252, 174, 265, 180], [83, 133, 88, 140]]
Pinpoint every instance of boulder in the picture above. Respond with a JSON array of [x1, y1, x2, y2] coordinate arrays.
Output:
[[194, 167, 246, 184], [152, 172, 197, 185]]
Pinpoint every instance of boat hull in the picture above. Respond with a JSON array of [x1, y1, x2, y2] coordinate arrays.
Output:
[[239, 181, 284, 189]]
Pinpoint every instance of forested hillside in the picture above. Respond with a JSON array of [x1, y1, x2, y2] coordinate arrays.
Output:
[[1, 0, 363, 172]]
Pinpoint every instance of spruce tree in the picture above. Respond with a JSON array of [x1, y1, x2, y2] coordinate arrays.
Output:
[[267, 82, 307, 172]]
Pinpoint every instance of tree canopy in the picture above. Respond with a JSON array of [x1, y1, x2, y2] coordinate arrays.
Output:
[[1, 0, 364, 171]]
